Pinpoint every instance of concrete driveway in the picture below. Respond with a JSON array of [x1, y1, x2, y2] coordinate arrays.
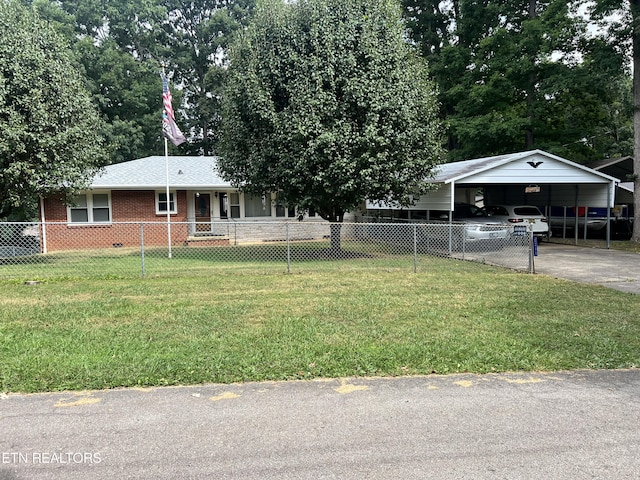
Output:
[[533, 242, 640, 294]]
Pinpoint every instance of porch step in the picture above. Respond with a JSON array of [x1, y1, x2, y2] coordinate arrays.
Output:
[[184, 236, 230, 247]]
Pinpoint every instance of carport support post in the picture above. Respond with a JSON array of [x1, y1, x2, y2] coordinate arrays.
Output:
[[574, 186, 579, 245], [606, 187, 611, 249]]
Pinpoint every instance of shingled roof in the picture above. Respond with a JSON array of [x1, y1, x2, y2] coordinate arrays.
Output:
[[91, 156, 229, 189]]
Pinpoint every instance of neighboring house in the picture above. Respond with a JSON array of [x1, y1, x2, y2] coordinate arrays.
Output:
[[39, 156, 322, 251], [588, 156, 635, 207]]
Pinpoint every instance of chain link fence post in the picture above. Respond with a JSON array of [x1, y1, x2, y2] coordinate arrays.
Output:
[[413, 224, 418, 273], [529, 225, 534, 274], [140, 222, 146, 278], [286, 223, 291, 274]]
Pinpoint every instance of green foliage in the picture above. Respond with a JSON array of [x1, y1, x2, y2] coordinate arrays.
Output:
[[73, 38, 162, 163], [162, 0, 257, 156], [0, 0, 107, 219], [589, 0, 638, 242], [219, 0, 444, 222], [403, 0, 634, 163], [28, 0, 255, 160]]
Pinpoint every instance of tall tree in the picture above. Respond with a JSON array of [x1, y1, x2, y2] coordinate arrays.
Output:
[[74, 38, 163, 163], [162, 0, 256, 155], [0, 0, 107, 219], [403, 0, 632, 163], [219, 0, 444, 249], [29, 0, 168, 162], [591, 0, 640, 241], [31, 0, 255, 160], [634, 0, 640, 243]]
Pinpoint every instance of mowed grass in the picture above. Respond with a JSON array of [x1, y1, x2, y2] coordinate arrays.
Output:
[[1, 255, 639, 393], [550, 237, 640, 253]]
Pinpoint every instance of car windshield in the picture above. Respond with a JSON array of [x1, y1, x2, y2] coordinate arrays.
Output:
[[485, 206, 509, 216], [454, 204, 488, 219], [513, 206, 542, 215]]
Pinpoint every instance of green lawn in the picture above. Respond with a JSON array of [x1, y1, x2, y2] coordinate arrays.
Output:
[[550, 237, 640, 253], [1, 240, 427, 280], [2, 252, 638, 394]]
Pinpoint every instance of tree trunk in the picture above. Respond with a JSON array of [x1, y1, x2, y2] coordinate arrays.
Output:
[[330, 223, 342, 252], [321, 207, 344, 253], [632, 0, 640, 243], [525, 0, 537, 149]]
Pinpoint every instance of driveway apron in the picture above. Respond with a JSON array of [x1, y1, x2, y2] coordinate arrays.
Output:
[[533, 243, 640, 294]]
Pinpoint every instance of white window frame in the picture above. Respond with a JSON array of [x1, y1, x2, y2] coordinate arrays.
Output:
[[243, 193, 272, 218], [67, 191, 112, 224], [156, 190, 177, 215]]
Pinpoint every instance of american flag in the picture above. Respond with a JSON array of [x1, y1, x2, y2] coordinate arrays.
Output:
[[161, 72, 186, 146]]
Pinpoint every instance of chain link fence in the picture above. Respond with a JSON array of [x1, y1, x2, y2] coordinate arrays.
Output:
[[0, 220, 533, 280]]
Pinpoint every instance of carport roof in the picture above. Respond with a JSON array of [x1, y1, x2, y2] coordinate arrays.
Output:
[[431, 149, 620, 185]]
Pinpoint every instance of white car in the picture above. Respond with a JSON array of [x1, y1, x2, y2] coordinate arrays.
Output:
[[421, 203, 510, 251], [452, 203, 511, 242], [484, 205, 550, 238]]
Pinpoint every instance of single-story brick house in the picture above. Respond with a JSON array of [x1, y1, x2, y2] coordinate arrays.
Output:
[[39, 156, 324, 251], [39, 150, 626, 251]]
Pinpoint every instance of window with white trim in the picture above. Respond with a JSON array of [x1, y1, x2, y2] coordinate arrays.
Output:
[[156, 191, 177, 214], [276, 204, 296, 218], [68, 193, 111, 223], [244, 194, 271, 217]]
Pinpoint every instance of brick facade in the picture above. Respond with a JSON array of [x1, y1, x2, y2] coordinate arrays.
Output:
[[39, 188, 332, 252], [41, 190, 192, 251]]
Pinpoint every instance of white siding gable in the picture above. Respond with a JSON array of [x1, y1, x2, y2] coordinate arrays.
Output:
[[455, 152, 614, 185]]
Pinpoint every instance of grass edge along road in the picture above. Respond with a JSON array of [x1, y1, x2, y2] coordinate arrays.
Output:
[[1, 258, 639, 393]]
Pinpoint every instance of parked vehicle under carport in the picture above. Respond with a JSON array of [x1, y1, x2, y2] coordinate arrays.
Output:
[[549, 205, 633, 240], [484, 205, 550, 239], [422, 203, 511, 252]]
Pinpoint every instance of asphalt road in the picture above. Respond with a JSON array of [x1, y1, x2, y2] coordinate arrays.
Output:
[[1, 369, 639, 479], [534, 242, 640, 294]]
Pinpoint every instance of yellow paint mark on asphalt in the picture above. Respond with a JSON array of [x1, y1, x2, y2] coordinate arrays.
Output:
[[427, 385, 439, 390], [334, 379, 369, 394], [210, 391, 240, 402], [504, 377, 543, 384], [454, 380, 473, 388], [55, 396, 101, 408]]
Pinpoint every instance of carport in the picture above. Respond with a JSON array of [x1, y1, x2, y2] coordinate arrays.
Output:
[[365, 150, 620, 247]]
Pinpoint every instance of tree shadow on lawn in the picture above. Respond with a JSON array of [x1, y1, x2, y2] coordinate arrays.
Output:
[[164, 242, 377, 264], [290, 248, 375, 261]]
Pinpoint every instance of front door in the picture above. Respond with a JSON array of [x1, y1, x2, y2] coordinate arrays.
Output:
[[195, 193, 211, 232]]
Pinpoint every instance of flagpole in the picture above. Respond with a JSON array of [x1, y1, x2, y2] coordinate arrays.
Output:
[[160, 63, 185, 259], [162, 64, 172, 259], [164, 136, 172, 259]]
